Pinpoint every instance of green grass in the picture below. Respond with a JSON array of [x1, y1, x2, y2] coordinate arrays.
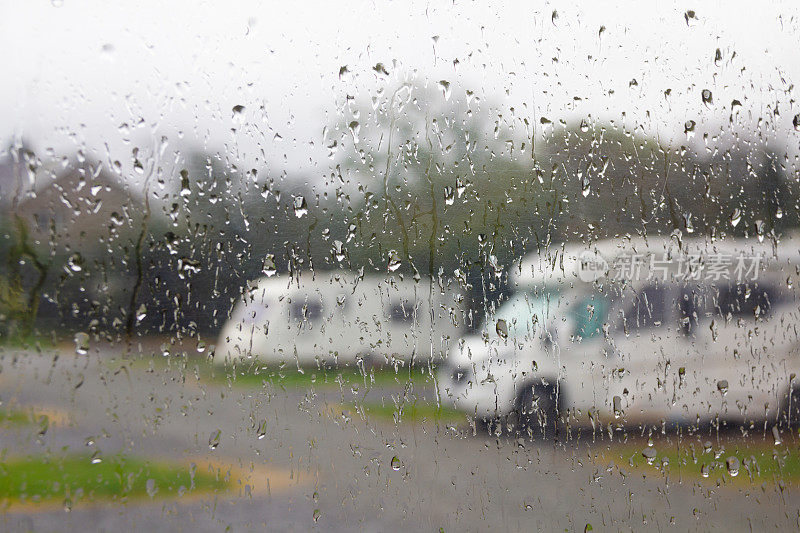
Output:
[[214, 363, 435, 390], [343, 400, 465, 425], [606, 440, 800, 484], [0, 407, 36, 426], [0, 454, 228, 505]]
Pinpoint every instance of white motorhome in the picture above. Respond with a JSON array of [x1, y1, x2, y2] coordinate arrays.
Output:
[[214, 270, 463, 367], [438, 236, 800, 434]]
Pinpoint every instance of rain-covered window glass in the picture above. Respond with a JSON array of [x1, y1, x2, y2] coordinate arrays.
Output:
[[619, 284, 668, 331], [3, 2, 800, 531]]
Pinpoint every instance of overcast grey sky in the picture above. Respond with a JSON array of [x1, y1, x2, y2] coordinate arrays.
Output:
[[1, 0, 798, 184]]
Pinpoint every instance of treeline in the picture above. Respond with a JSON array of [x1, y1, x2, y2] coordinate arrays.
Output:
[[0, 81, 796, 342]]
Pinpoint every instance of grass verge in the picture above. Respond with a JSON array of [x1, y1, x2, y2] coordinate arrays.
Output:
[[212, 363, 435, 390], [599, 438, 800, 485], [340, 400, 465, 425], [0, 454, 228, 507]]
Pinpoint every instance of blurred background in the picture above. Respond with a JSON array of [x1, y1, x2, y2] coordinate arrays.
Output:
[[1, 1, 800, 530]]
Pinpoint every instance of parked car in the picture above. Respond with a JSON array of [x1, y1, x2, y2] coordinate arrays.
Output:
[[438, 236, 800, 434], [214, 270, 463, 367]]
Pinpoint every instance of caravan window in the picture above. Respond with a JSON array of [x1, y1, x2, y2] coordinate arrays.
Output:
[[291, 299, 324, 322], [569, 293, 609, 340], [619, 284, 668, 332], [390, 301, 414, 324], [715, 282, 777, 319]]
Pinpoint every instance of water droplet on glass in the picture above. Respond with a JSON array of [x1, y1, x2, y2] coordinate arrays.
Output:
[[67, 253, 83, 272], [496, 319, 509, 339], [581, 175, 591, 197], [391, 456, 401, 471], [717, 380, 729, 395], [438, 80, 451, 101], [443, 186, 455, 205], [793, 114, 800, 131], [313, 509, 321, 522], [74, 332, 89, 355], [256, 419, 267, 440], [263, 254, 277, 277], [293, 196, 308, 218], [613, 396, 622, 419], [387, 250, 402, 272], [730, 208, 741, 227], [146, 478, 157, 498], [348, 120, 360, 144], [700, 463, 709, 477], [772, 425, 782, 445], [642, 447, 657, 465], [684, 10, 698, 26], [725, 456, 740, 477], [208, 429, 221, 450], [701, 89, 713, 106], [684, 120, 696, 140]]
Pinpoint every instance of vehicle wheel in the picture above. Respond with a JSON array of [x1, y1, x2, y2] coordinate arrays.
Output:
[[516, 381, 560, 439]]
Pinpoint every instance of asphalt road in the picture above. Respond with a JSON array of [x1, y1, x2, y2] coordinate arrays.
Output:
[[0, 343, 797, 532]]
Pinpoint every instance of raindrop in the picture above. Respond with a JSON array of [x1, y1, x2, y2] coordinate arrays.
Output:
[[348, 121, 360, 144], [793, 114, 800, 131], [551, 9, 558, 24], [256, 419, 267, 440], [717, 379, 729, 395], [642, 447, 657, 465], [496, 319, 509, 339], [67, 253, 84, 272], [146, 478, 157, 498], [725, 456, 740, 477], [136, 304, 147, 323], [684, 10, 698, 26], [180, 169, 191, 197], [443, 186, 455, 205], [391, 456, 401, 471], [730, 208, 741, 227], [263, 254, 277, 277], [313, 509, 322, 522], [613, 396, 622, 418], [387, 250, 402, 272], [438, 80, 452, 101], [772, 425, 782, 445], [293, 196, 308, 218], [333, 240, 345, 262], [74, 332, 89, 355], [701, 89, 713, 106], [208, 429, 221, 450], [232, 104, 245, 117], [700, 463, 709, 477], [581, 175, 591, 197], [754, 219, 765, 242], [684, 120, 696, 140]]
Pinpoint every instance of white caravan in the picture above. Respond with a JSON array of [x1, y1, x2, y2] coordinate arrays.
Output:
[[214, 270, 463, 367], [438, 236, 800, 432]]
